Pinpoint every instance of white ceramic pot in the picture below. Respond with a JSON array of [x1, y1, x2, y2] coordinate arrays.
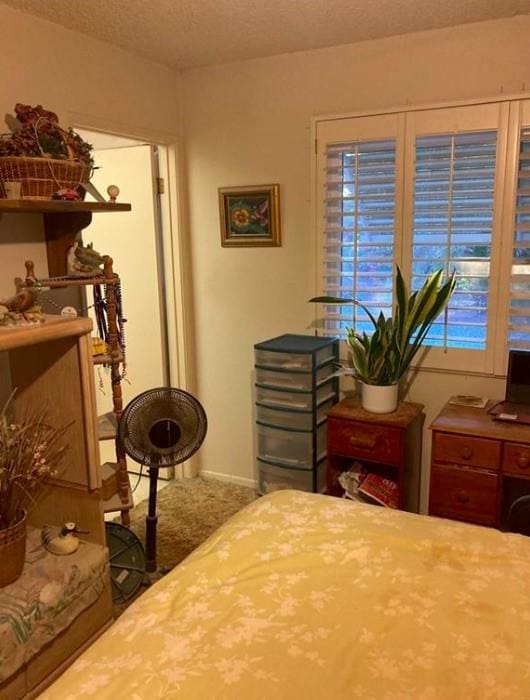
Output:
[[361, 382, 399, 414]]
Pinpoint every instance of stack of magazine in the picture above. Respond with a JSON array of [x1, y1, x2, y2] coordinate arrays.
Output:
[[339, 462, 399, 509]]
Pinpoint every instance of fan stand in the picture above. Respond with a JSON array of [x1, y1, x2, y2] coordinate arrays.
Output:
[[118, 388, 208, 577], [145, 467, 159, 573]]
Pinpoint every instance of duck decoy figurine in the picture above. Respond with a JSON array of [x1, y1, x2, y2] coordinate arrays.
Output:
[[41, 522, 89, 555]]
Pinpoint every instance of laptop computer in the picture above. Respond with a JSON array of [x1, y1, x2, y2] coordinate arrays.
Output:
[[490, 350, 530, 424]]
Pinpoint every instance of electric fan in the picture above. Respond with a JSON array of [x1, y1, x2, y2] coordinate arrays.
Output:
[[118, 387, 207, 572]]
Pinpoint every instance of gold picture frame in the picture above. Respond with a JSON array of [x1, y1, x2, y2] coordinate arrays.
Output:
[[218, 184, 281, 247]]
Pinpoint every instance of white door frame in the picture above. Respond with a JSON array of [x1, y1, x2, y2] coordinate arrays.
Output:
[[67, 112, 191, 389], [68, 112, 197, 477]]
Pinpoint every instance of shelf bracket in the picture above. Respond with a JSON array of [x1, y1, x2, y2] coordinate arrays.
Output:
[[44, 211, 93, 277]]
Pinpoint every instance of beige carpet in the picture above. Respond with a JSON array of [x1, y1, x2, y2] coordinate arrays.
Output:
[[127, 475, 258, 571]]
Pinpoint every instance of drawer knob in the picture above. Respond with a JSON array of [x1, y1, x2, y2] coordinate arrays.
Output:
[[517, 455, 529, 469], [456, 490, 470, 504], [460, 447, 473, 460]]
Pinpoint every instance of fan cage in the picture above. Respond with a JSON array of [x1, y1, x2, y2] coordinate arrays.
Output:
[[119, 388, 207, 468]]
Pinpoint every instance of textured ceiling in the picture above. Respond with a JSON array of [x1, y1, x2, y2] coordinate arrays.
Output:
[[3, 0, 530, 70]]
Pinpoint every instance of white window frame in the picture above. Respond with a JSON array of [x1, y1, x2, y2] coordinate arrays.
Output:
[[312, 94, 530, 377]]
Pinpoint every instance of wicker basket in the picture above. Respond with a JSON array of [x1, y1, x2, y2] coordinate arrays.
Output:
[[0, 511, 27, 587], [0, 156, 90, 200]]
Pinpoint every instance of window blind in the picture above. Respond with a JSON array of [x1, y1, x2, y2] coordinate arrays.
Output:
[[322, 139, 396, 338], [412, 131, 497, 349], [509, 127, 530, 350]]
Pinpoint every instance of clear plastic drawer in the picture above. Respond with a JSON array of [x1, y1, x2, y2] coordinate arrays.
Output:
[[255, 364, 335, 391], [257, 422, 327, 469], [256, 399, 334, 430], [254, 345, 334, 370], [258, 459, 327, 495], [255, 384, 336, 411]]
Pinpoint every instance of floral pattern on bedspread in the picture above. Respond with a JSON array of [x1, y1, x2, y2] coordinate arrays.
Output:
[[41, 491, 530, 699]]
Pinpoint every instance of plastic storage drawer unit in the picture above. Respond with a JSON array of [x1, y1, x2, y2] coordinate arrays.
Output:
[[254, 334, 339, 494]]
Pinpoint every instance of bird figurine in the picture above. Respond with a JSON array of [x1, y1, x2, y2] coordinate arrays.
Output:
[[0, 279, 39, 322], [67, 241, 105, 276], [41, 522, 89, 555]]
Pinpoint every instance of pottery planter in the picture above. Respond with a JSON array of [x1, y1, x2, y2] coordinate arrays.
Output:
[[0, 510, 27, 587], [361, 383, 399, 414]]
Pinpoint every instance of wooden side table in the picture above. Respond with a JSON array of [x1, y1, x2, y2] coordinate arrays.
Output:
[[327, 398, 425, 512]]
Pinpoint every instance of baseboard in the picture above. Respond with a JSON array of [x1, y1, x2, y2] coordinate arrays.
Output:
[[201, 470, 257, 490]]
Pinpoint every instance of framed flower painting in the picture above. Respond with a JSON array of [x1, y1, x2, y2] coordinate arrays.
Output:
[[218, 184, 281, 247]]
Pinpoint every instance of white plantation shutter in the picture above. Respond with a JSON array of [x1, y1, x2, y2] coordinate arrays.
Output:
[[322, 139, 397, 338], [411, 131, 497, 350], [314, 99, 525, 375], [509, 126, 530, 350]]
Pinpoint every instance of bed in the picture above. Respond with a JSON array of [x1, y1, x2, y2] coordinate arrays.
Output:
[[40, 490, 530, 699]]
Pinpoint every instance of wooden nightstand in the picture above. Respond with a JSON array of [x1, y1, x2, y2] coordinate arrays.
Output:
[[429, 400, 530, 529], [327, 398, 425, 512]]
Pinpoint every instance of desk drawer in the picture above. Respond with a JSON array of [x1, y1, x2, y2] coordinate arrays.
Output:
[[429, 464, 498, 526], [328, 418, 401, 466], [503, 442, 530, 476], [432, 432, 501, 470]]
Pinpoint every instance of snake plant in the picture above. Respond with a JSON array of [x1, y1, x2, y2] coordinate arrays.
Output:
[[310, 266, 456, 385]]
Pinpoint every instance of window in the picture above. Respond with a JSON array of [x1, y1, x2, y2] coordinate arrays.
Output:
[[509, 125, 530, 351], [411, 131, 497, 351], [323, 138, 396, 336], [314, 100, 530, 375]]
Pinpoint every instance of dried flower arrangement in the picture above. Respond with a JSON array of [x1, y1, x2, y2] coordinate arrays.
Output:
[[0, 104, 94, 167], [0, 393, 70, 530]]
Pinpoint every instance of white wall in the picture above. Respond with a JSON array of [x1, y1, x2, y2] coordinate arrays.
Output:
[[0, 2, 181, 298], [181, 16, 530, 498]]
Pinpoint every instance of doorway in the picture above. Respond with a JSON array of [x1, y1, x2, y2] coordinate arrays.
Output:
[[77, 129, 175, 491]]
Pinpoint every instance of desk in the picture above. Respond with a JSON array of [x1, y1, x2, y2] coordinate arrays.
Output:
[[326, 398, 424, 512], [429, 400, 530, 528]]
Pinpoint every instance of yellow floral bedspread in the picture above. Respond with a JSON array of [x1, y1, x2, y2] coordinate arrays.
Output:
[[41, 490, 530, 699]]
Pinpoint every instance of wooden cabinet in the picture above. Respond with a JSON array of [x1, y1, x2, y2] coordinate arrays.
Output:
[[429, 400, 530, 528], [327, 398, 425, 512], [0, 315, 112, 699]]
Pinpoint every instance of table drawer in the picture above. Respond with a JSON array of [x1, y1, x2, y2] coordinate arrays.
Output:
[[502, 442, 530, 476], [432, 432, 501, 470], [328, 418, 401, 466], [429, 464, 498, 526]]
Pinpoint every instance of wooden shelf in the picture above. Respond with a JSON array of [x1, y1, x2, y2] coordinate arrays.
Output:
[[0, 200, 131, 214], [0, 314, 92, 351], [0, 199, 132, 277]]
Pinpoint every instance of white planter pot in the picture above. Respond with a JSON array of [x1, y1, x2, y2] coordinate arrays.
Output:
[[361, 382, 399, 414]]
